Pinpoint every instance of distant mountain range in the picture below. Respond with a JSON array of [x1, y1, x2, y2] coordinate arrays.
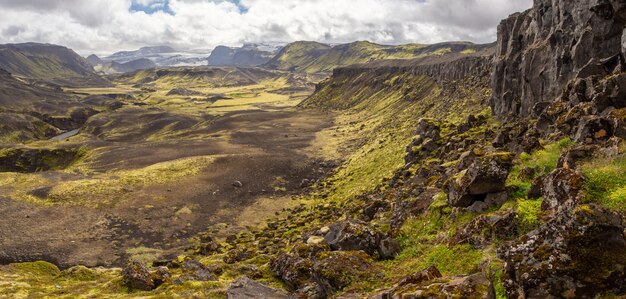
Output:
[[87, 55, 157, 74], [101, 46, 209, 67], [0, 40, 491, 80]]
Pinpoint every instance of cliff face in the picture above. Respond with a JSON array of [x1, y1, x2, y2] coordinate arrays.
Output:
[[492, 0, 626, 117], [329, 51, 494, 90]]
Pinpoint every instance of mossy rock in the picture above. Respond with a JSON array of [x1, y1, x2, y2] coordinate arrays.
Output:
[[11, 261, 61, 277]]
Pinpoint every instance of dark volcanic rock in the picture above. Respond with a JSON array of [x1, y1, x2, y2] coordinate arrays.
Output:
[[498, 205, 626, 298], [447, 153, 513, 207], [324, 220, 382, 256], [405, 118, 442, 164], [311, 251, 375, 296], [270, 246, 375, 298], [574, 115, 614, 144], [122, 260, 165, 291], [226, 277, 293, 299], [492, 0, 626, 117], [368, 271, 494, 299], [540, 168, 585, 215], [323, 220, 400, 259], [452, 212, 517, 247]]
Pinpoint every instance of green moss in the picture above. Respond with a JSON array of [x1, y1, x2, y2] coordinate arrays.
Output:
[[516, 198, 542, 234], [581, 156, 626, 212], [418, 245, 483, 275], [508, 138, 573, 199], [59, 266, 98, 281], [12, 261, 61, 277]]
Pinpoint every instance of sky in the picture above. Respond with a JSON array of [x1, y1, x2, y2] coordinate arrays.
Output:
[[0, 0, 533, 56]]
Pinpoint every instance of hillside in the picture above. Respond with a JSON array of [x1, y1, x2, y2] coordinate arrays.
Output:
[[0, 68, 104, 143], [207, 44, 278, 66], [0, 43, 106, 86], [265, 40, 491, 73]]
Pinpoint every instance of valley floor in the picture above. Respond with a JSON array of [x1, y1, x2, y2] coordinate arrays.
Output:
[[0, 72, 341, 269]]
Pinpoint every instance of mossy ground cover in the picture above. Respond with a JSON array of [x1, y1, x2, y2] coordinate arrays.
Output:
[[581, 154, 626, 212]]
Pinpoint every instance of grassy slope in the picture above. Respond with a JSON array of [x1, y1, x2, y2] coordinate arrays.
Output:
[[265, 40, 486, 73], [0, 43, 99, 82]]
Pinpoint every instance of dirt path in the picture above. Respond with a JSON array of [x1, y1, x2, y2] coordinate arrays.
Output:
[[0, 108, 335, 268]]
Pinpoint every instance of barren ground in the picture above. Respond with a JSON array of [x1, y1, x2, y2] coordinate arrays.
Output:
[[0, 71, 338, 268]]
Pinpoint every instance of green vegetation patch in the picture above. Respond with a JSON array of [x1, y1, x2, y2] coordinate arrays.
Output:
[[46, 156, 215, 206], [508, 138, 573, 199], [581, 156, 626, 212]]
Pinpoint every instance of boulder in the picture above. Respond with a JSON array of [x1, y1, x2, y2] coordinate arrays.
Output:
[[271, 252, 314, 289], [415, 118, 441, 141], [405, 119, 441, 163], [368, 272, 494, 299], [270, 248, 376, 298], [465, 191, 509, 213], [452, 212, 517, 247], [447, 153, 513, 207], [498, 205, 626, 298], [540, 168, 585, 215], [378, 237, 401, 260], [180, 260, 216, 282], [557, 145, 597, 169], [223, 248, 256, 264], [196, 234, 223, 255], [324, 220, 381, 255], [122, 260, 162, 291], [323, 220, 400, 260], [312, 251, 375, 296], [232, 181, 244, 188], [574, 116, 614, 144], [226, 277, 293, 299]]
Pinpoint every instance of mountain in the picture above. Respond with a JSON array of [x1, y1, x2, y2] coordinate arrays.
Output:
[[0, 43, 106, 86], [106, 46, 176, 63], [265, 40, 490, 73], [103, 46, 209, 67], [207, 44, 279, 66], [110, 58, 156, 73], [86, 54, 104, 66], [93, 58, 157, 74]]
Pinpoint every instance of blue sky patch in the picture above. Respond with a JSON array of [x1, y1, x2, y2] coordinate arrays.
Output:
[[130, 0, 174, 15]]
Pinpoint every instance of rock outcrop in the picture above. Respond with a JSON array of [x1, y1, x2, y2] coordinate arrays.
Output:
[[498, 205, 626, 298], [270, 245, 376, 298], [226, 277, 293, 299], [322, 220, 400, 260], [492, 0, 626, 117], [122, 260, 170, 291], [447, 153, 513, 208], [367, 267, 495, 299]]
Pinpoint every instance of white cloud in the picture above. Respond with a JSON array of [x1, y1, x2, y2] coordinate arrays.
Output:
[[0, 0, 533, 55]]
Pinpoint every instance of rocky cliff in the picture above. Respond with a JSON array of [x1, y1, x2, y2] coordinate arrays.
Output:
[[492, 0, 626, 117], [331, 53, 493, 87]]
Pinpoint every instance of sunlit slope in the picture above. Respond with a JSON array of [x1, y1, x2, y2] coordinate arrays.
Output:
[[265, 40, 490, 73]]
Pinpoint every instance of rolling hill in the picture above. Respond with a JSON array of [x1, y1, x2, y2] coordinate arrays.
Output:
[[0, 43, 106, 86], [265, 40, 491, 73]]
